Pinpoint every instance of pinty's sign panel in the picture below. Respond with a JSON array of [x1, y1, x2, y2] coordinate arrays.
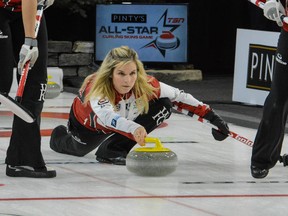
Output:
[[95, 4, 189, 63]]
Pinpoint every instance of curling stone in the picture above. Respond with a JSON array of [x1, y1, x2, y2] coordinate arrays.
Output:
[[45, 81, 61, 99], [126, 137, 178, 177]]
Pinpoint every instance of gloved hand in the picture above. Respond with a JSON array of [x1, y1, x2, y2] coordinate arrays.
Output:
[[38, 0, 54, 9], [263, 0, 285, 27], [203, 109, 230, 141], [18, 37, 38, 75]]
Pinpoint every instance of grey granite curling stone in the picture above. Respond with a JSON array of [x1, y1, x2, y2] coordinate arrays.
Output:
[[126, 137, 178, 176], [46, 81, 61, 99]]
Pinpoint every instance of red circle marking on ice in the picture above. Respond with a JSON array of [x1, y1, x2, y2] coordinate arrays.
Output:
[[0, 112, 168, 137], [0, 111, 69, 137], [0, 111, 69, 119], [158, 122, 168, 128]]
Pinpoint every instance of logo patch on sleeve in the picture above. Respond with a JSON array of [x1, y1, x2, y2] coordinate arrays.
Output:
[[111, 115, 121, 127]]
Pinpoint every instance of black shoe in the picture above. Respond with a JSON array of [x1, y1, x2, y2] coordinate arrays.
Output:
[[251, 166, 269, 179], [96, 156, 126, 165], [6, 165, 56, 178]]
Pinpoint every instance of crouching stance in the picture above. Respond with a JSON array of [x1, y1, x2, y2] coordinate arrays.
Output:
[[50, 46, 229, 165]]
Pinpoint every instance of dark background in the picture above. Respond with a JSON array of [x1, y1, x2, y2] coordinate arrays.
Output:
[[44, 0, 281, 75]]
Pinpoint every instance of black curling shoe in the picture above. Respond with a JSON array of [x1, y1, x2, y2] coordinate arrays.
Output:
[[6, 165, 56, 178], [251, 166, 269, 179], [96, 156, 126, 166]]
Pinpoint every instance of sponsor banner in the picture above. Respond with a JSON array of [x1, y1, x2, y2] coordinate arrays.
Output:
[[233, 28, 280, 105], [95, 4, 188, 63], [246, 44, 276, 91]]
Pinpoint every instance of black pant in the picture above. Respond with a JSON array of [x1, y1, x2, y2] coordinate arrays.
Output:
[[50, 98, 172, 158], [251, 29, 288, 169], [0, 9, 48, 167]]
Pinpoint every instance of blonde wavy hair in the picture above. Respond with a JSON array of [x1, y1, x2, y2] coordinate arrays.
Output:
[[81, 46, 158, 114]]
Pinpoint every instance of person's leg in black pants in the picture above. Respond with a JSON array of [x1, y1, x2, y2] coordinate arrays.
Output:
[[251, 28, 288, 178], [50, 107, 109, 157]]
